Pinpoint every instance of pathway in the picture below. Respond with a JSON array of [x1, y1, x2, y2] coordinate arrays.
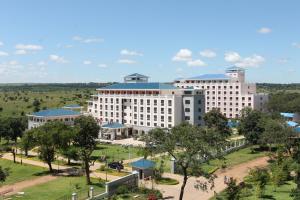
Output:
[[0, 175, 57, 197], [144, 156, 269, 200]]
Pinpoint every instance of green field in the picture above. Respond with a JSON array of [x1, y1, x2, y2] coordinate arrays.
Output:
[[151, 146, 268, 174], [0, 158, 48, 185], [212, 181, 296, 200], [201, 146, 268, 173], [92, 143, 141, 162], [0, 88, 93, 117], [9, 177, 105, 200]]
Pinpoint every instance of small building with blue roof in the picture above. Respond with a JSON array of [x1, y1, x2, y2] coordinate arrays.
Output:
[[27, 108, 81, 129], [130, 158, 156, 179]]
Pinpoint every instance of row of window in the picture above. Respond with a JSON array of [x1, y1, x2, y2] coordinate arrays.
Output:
[[207, 102, 252, 107], [207, 96, 252, 101]]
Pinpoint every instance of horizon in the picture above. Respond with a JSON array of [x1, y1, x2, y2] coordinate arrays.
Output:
[[0, 0, 300, 83]]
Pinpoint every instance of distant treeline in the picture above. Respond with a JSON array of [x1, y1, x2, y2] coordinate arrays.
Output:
[[257, 83, 300, 93], [0, 82, 116, 92]]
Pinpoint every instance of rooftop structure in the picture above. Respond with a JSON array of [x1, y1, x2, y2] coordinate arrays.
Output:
[[124, 73, 149, 83]]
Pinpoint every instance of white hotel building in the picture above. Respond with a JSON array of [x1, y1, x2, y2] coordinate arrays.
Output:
[[88, 73, 205, 139], [174, 66, 269, 118]]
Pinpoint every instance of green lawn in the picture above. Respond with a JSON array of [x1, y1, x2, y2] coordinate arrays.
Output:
[[201, 146, 268, 173], [92, 143, 141, 162], [0, 158, 49, 185], [9, 177, 105, 200], [212, 181, 296, 200], [150, 146, 268, 175], [0, 88, 93, 117]]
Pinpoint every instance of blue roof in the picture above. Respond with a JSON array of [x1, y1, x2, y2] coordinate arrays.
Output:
[[30, 109, 80, 117], [188, 74, 230, 80], [280, 112, 295, 118], [125, 73, 149, 78], [287, 121, 298, 127], [227, 120, 239, 128], [130, 159, 156, 169], [101, 82, 177, 90], [102, 122, 125, 129]]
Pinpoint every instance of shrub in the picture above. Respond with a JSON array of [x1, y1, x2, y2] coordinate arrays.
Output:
[[99, 165, 106, 171], [116, 185, 129, 195]]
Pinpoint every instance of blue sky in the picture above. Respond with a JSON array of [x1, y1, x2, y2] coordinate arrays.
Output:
[[0, 0, 299, 83]]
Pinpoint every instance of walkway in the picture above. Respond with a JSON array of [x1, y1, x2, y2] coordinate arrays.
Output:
[[145, 156, 269, 200], [0, 175, 57, 196]]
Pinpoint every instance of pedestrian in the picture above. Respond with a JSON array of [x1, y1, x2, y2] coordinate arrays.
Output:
[[224, 175, 227, 184]]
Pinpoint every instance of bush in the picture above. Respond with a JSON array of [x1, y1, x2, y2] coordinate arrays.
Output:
[[99, 165, 106, 171], [116, 185, 129, 195]]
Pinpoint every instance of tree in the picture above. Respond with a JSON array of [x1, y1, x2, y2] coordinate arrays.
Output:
[[247, 168, 270, 198], [204, 108, 231, 137], [238, 108, 265, 146], [57, 126, 78, 165], [32, 99, 41, 112], [147, 122, 225, 200], [73, 116, 100, 184], [20, 129, 37, 156], [259, 119, 293, 151], [5, 117, 27, 163], [34, 121, 66, 172], [0, 166, 9, 183], [224, 178, 240, 200]]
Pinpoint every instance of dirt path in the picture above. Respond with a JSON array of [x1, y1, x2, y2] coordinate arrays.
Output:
[[145, 156, 269, 200], [0, 175, 57, 197]]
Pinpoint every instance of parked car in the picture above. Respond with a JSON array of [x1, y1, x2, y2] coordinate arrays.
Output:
[[108, 162, 124, 170]]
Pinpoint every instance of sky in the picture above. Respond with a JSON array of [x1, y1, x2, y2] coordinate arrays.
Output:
[[0, 0, 299, 83]]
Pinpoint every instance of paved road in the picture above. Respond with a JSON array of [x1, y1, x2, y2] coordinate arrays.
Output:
[[144, 156, 269, 200]]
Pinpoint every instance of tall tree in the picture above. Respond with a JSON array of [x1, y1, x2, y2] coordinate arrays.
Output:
[[20, 129, 37, 156], [204, 108, 231, 137], [147, 122, 225, 200], [238, 108, 265, 146], [34, 121, 66, 172], [6, 117, 27, 163], [73, 116, 100, 184], [58, 126, 79, 165]]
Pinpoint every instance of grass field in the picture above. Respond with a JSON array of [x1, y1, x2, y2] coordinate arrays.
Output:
[[0, 158, 48, 185], [9, 176, 105, 200], [212, 181, 296, 200], [92, 143, 141, 162], [201, 146, 268, 173], [0, 89, 93, 117], [151, 146, 268, 174]]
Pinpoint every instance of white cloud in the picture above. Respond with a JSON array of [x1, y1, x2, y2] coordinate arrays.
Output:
[[120, 49, 143, 56], [292, 42, 300, 48], [0, 41, 3, 46], [0, 51, 9, 56], [176, 67, 183, 72], [200, 49, 216, 58], [236, 55, 265, 68], [224, 51, 241, 63], [257, 27, 272, 34], [278, 58, 289, 63], [98, 64, 108, 68], [187, 59, 206, 67], [83, 60, 92, 65], [72, 36, 103, 43], [117, 59, 137, 64], [225, 51, 265, 68], [49, 54, 68, 63], [15, 49, 28, 55], [37, 61, 47, 66], [15, 44, 43, 51], [172, 49, 192, 61]]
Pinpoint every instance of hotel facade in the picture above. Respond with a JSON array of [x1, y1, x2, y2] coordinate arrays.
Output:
[[87, 73, 205, 139], [174, 66, 269, 118]]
